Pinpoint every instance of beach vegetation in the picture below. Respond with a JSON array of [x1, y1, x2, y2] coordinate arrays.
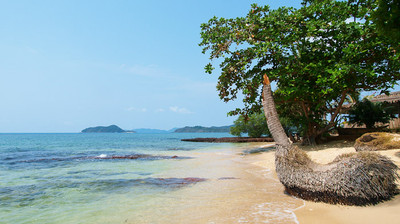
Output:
[[267, 61, 400, 206], [230, 112, 270, 137], [199, 0, 400, 145], [347, 99, 396, 128], [200, 0, 400, 206], [230, 112, 298, 138]]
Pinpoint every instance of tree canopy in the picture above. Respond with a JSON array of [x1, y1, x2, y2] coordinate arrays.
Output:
[[369, 0, 400, 44], [200, 0, 400, 143]]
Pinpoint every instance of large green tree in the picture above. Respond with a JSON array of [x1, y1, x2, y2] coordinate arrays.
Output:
[[200, 0, 400, 144]]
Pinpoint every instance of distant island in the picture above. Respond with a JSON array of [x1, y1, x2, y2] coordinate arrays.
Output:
[[81, 125, 232, 133], [81, 125, 131, 133], [133, 128, 177, 134], [174, 125, 232, 133]]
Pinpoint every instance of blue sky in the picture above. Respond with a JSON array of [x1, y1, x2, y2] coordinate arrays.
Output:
[[1, 0, 399, 133], [0, 0, 304, 132]]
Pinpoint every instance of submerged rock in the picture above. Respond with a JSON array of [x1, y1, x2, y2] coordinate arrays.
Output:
[[20, 154, 191, 163]]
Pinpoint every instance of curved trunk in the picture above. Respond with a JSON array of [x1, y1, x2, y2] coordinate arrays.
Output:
[[261, 75, 291, 154], [261, 75, 399, 205]]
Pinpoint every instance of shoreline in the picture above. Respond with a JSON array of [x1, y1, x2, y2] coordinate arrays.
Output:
[[251, 141, 400, 224]]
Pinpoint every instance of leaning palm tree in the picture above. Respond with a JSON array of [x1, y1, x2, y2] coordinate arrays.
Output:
[[262, 75, 399, 205]]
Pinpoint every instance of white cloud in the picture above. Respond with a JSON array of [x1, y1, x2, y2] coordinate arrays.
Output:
[[120, 64, 165, 77], [127, 107, 147, 112], [155, 108, 165, 113], [169, 106, 193, 114], [128, 106, 192, 114]]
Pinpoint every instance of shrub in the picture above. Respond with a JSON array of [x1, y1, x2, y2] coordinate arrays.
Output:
[[347, 99, 395, 128]]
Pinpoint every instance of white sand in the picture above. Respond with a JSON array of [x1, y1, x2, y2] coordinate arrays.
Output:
[[252, 141, 400, 224]]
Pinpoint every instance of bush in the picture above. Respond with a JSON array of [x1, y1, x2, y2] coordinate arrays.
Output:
[[347, 99, 395, 129], [230, 113, 270, 138]]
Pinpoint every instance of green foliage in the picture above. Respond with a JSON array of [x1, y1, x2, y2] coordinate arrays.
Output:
[[275, 97, 307, 136], [230, 113, 270, 137], [370, 0, 400, 45], [200, 0, 400, 142], [347, 99, 396, 128]]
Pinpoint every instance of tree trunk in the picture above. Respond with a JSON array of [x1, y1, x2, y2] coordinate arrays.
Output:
[[303, 123, 320, 145], [302, 134, 318, 145], [261, 75, 400, 206], [261, 74, 291, 154]]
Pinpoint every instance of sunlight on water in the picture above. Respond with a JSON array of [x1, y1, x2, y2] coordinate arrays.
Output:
[[0, 133, 302, 224]]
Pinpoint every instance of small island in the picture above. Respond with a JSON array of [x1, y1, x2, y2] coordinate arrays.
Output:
[[81, 125, 131, 133]]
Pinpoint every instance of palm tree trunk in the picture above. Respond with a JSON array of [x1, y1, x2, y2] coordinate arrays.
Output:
[[261, 74, 291, 150], [261, 75, 399, 206]]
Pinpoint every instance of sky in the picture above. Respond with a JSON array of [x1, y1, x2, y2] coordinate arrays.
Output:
[[0, 0, 305, 133]]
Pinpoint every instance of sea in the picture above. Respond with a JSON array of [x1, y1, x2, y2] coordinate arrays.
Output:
[[0, 133, 304, 224]]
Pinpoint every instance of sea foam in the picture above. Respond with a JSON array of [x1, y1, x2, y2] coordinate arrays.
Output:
[[97, 154, 107, 158]]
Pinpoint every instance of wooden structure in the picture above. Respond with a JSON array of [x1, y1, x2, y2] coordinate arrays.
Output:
[[371, 91, 400, 129], [342, 91, 400, 129]]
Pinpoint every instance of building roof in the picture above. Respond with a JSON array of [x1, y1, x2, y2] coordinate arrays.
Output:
[[339, 91, 400, 114], [370, 91, 400, 103]]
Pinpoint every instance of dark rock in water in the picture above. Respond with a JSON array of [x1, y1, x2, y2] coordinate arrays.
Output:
[[242, 146, 275, 155], [0, 177, 207, 207], [148, 177, 207, 187], [218, 177, 239, 180], [91, 154, 190, 160], [20, 154, 191, 163], [181, 137, 274, 143]]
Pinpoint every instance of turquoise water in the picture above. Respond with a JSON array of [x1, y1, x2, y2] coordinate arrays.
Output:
[[0, 133, 235, 224]]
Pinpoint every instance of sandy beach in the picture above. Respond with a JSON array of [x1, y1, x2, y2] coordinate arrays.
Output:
[[252, 141, 400, 224], [129, 141, 400, 224]]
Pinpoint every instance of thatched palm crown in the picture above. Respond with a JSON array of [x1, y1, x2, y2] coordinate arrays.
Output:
[[262, 75, 399, 206]]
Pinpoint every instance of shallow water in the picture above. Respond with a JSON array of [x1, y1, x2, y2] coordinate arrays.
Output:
[[0, 133, 303, 223]]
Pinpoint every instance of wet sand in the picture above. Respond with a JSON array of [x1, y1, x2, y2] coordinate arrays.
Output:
[[120, 141, 400, 223], [124, 143, 304, 223], [253, 141, 400, 224]]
